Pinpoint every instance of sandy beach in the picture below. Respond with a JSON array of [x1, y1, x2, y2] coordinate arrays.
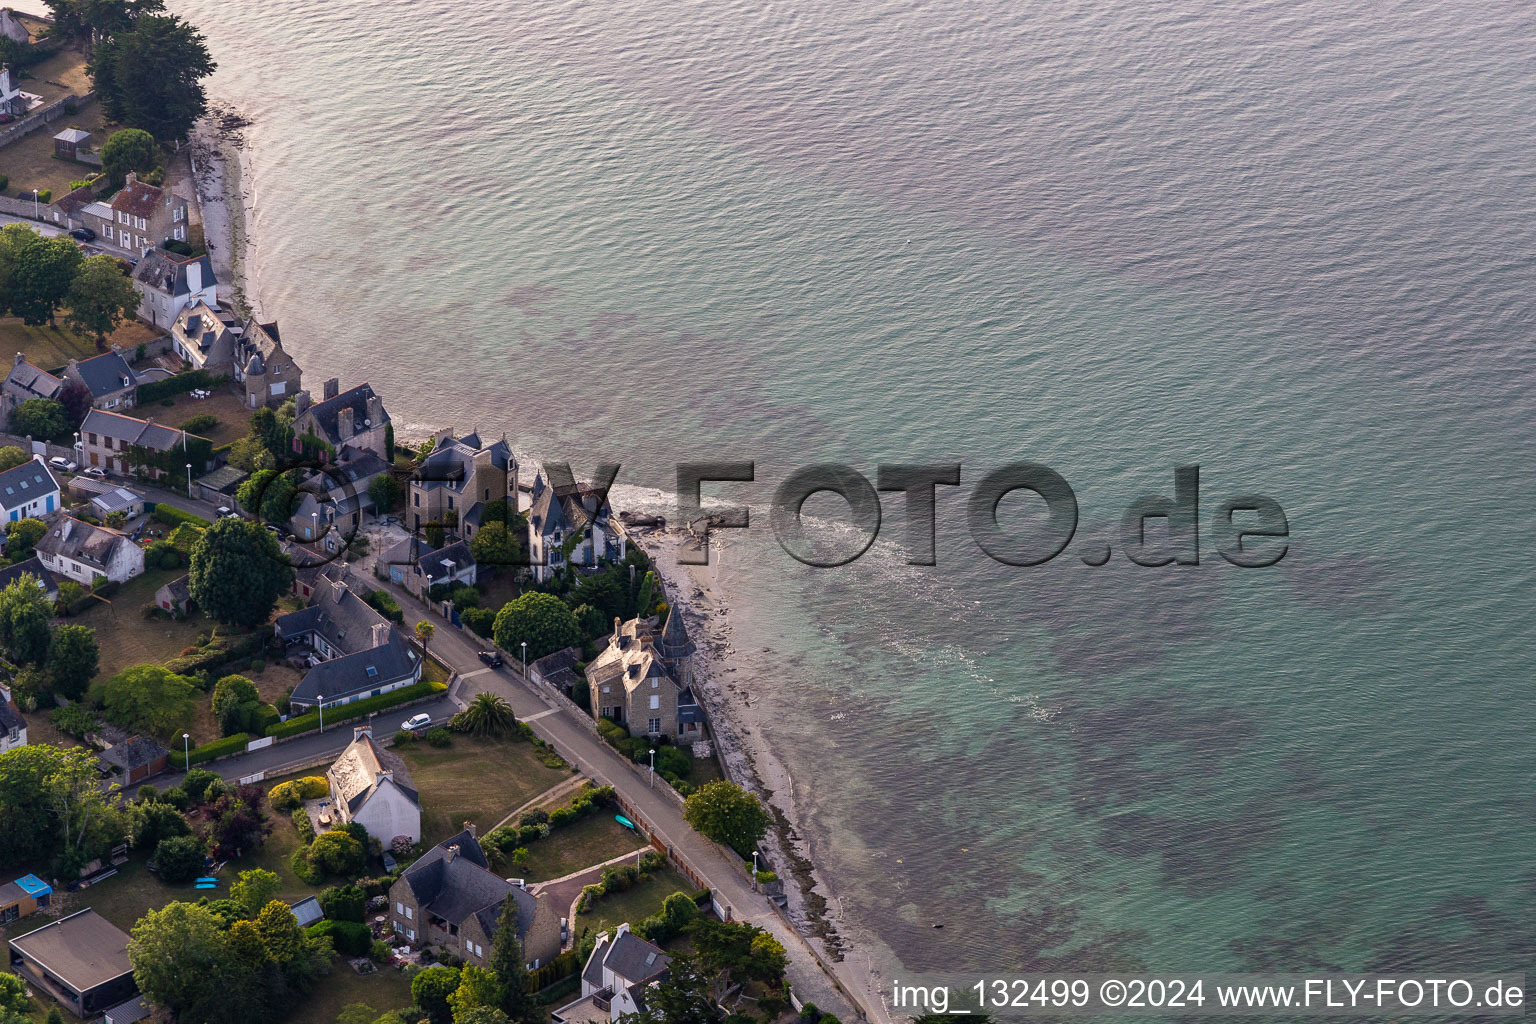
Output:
[[188, 104, 255, 313]]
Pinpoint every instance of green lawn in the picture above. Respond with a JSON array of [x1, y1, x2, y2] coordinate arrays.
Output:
[[575, 864, 691, 937], [75, 568, 211, 683], [0, 316, 159, 372], [518, 814, 645, 883], [397, 735, 572, 848], [286, 963, 417, 1024]]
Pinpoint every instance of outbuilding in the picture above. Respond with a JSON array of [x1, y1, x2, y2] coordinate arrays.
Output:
[[7, 908, 138, 1017], [0, 874, 51, 924]]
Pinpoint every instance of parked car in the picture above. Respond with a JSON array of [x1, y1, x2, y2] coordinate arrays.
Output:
[[401, 713, 432, 732], [48, 456, 77, 472], [264, 524, 281, 535], [477, 650, 503, 668], [216, 506, 233, 516], [69, 228, 96, 242], [82, 466, 106, 478]]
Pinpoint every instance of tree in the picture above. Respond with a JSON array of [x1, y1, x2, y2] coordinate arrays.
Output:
[[0, 744, 124, 872], [0, 447, 25, 471], [127, 902, 230, 1022], [454, 1010, 510, 1024], [682, 781, 768, 857], [254, 899, 305, 963], [317, 884, 365, 922], [573, 603, 607, 640], [152, 832, 206, 882], [66, 253, 139, 345], [57, 378, 93, 428], [259, 470, 300, 525], [745, 932, 787, 983], [412, 966, 462, 1024], [99, 127, 156, 190], [48, 624, 100, 700], [636, 571, 656, 618], [230, 868, 281, 917], [338, 1006, 378, 1024], [187, 517, 294, 627], [211, 674, 262, 736], [614, 953, 718, 1024], [470, 521, 522, 567], [228, 434, 275, 473], [44, 1009, 63, 1024], [448, 966, 504, 1023], [0, 574, 53, 665], [10, 397, 71, 444], [0, 225, 83, 327], [456, 693, 516, 738], [414, 620, 434, 662], [307, 829, 364, 877], [129, 798, 191, 851], [492, 592, 582, 661], [4, 518, 45, 564], [424, 521, 445, 549], [89, 14, 215, 142], [0, 972, 30, 1016], [487, 897, 536, 1024], [369, 473, 400, 513], [99, 664, 199, 738]]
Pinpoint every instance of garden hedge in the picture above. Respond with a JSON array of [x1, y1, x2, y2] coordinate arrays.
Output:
[[169, 732, 249, 769], [150, 503, 211, 529], [264, 680, 447, 739], [138, 369, 226, 405]]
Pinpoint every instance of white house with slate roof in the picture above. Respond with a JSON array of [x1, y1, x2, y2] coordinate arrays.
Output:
[[554, 923, 672, 1024], [275, 573, 421, 712], [0, 683, 26, 753], [64, 350, 138, 412], [526, 472, 624, 583], [169, 301, 241, 373], [0, 457, 58, 522], [35, 517, 143, 584], [327, 725, 420, 845], [131, 248, 218, 329]]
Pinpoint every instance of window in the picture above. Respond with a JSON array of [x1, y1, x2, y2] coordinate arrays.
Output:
[[407, 928, 415, 941], [648, 718, 661, 734], [404, 907, 412, 920], [447, 496, 454, 510], [413, 493, 419, 507], [649, 695, 659, 710], [651, 679, 659, 689]]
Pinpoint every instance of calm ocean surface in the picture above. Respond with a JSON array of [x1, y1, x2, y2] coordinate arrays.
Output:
[[151, 0, 1536, 975]]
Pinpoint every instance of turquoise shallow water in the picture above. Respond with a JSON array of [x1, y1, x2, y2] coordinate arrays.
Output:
[[131, 0, 1536, 976]]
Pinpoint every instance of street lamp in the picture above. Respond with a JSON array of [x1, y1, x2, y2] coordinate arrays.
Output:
[[752, 850, 759, 874], [649, 748, 656, 788], [185, 462, 192, 495], [182, 732, 189, 769], [31, 189, 37, 219], [520, 641, 527, 678]]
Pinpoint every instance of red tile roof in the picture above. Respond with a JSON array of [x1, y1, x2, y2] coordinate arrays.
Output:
[[111, 179, 164, 219]]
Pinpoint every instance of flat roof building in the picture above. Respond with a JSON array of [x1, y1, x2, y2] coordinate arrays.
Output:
[[7, 908, 138, 1017]]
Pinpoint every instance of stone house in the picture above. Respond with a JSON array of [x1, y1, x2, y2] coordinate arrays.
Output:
[[584, 602, 704, 740], [0, 457, 59, 522], [233, 319, 302, 409], [131, 248, 218, 329], [405, 540, 476, 601], [326, 725, 421, 845], [154, 575, 191, 617], [526, 473, 625, 584], [96, 735, 168, 785], [80, 172, 190, 256], [293, 379, 391, 459], [1, 354, 64, 428], [79, 409, 204, 480], [64, 350, 138, 412], [389, 827, 561, 969], [168, 301, 240, 372], [35, 516, 144, 585], [408, 430, 516, 537], [275, 573, 421, 712]]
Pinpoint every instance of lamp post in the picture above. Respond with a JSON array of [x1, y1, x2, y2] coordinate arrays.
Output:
[[520, 641, 527, 678], [649, 748, 656, 788], [319, 699, 325, 733], [185, 462, 192, 495], [31, 189, 37, 219], [182, 732, 189, 769]]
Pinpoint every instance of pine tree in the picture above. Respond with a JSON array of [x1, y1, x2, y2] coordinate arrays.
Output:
[[487, 898, 536, 1024]]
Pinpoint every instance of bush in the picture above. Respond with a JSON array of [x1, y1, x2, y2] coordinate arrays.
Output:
[[179, 413, 219, 433], [307, 919, 372, 955], [49, 703, 97, 737], [169, 733, 249, 769], [268, 776, 323, 811], [153, 834, 206, 883], [292, 807, 316, 844], [265, 680, 446, 738], [393, 729, 416, 746], [151, 503, 210, 529], [146, 539, 182, 571], [182, 767, 218, 804], [519, 809, 548, 827], [548, 807, 575, 827], [425, 727, 451, 748], [35, 189, 50, 203], [367, 590, 403, 624], [460, 606, 495, 638], [318, 884, 368, 923]]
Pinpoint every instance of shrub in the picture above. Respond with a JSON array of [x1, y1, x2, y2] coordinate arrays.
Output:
[[153, 834, 206, 883], [307, 829, 365, 877], [49, 703, 97, 737], [367, 590, 403, 624], [137, 783, 160, 804], [318, 884, 367, 923], [307, 919, 372, 955], [35, 189, 50, 203], [179, 413, 218, 433], [548, 807, 575, 827], [291, 806, 316, 843], [755, 870, 778, 884], [460, 606, 495, 638], [425, 727, 451, 748], [265, 681, 446, 738], [159, 786, 189, 810], [393, 729, 416, 746], [182, 767, 218, 804], [391, 835, 415, 859], [151, 503, 210, 529], [799, 1005, 821, 1022], [518, 809, 548, 828]]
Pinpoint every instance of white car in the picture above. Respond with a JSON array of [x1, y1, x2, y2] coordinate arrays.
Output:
[[83, 467, 106, 479], [48, 456, 77, 472], [216, 506, 234, 517], [401, 713, 432, 732]]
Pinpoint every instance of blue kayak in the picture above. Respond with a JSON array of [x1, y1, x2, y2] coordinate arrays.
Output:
[[615, 815, 636, 831]]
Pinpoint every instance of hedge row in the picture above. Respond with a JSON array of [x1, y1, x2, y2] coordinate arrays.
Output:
[[307, 919, 371, 955], [163, 631, 270, 676], [366, 589, 403, 624], [292, 807, 316, 844], [150, 503, 211, 529], [264, 680, 447, 739], [138, 369, 227, 405], [169, 732, 250, 769]]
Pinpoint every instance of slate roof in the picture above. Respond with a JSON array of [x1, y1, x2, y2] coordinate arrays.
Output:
[[416, 540, 473, 583], [156, 574, 190, 603], [132, 248, 217, 297], [98, 735, 167, 773], [0, 694, 24, 735], [103, 997, 153, 1024], [4, 359, 63, 400], [400, 829, 542, 941], [70, 351, 136, 399], [81, 409, 192, 452], [279, 574, 420, 704], [90, 487, 143, 515], [415, 433, 513, 494], [330, 731, 418, 813], [0, 458, 58, 509], [36, 517, 138, 573], [289, 896, 323, 928], [0, 555, 58, 597], [532, 646, 583, 692], [659, 599, 695, 660], [8, 909, 134, 992], [301, 382, 389, 447], [110, 177, 165, 219], [603, 930, 671, 987], [171, 302, 238, 358]]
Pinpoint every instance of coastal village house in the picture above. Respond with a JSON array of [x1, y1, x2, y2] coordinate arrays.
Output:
[[131, 248, 218, 329], [79, 172, 190, 257], [154, 575, 191, 617], [276, 573, 421, 713], [293, 379, 391, 459], [79, 409, 206, 480], [0, 457, 59, 522], [35, 517, 145, 585], [1, 354, 64, 428], [96, 735, 169, 786], [287, 447, 390, 541], [526, 472, 625, 583], [233, 319, 302, 408], [584, 603, 703, 740], [64, 350, 138, 412], [326, 725, 421, 845], [6, 909, 139, 1017], [169, 301, 241, 372], [553, 923, 672, 1024], [389, 826, 561, 969], [0, 557, 60, 604], [408, 429, 517, 537], [405, 539, 476, 601]]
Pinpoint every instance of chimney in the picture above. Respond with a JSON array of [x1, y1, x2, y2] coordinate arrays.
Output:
[[294, 391, 311, 416], [337, 406, 355, 439], [323, 377, 339, 401], [372, 621, 390, 648], [446, 844, 459, 862], [330, 577, 347, 603], [613, 616, 621, 637], [125, 171, 137, 186], [464, 821, 477, 839], [432, 426, 453, 448], [366, 392, 384, 427], [615, 922, 630, 938], [187, 260, 202, 292], [353, 724, 371, 742], [12, 352, 21, 366]]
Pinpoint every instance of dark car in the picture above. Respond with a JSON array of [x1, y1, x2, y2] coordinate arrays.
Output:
[[477, 650, 503, 668], [69, 228, 96, 242]]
